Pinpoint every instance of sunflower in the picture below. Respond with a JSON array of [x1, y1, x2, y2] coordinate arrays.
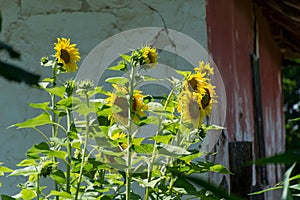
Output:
[[200, 82, 216, 117], [54, 38, 80, 73], [106, 85, 128, 125], [111, 132, 128, 149], [141, 46, 158, 64], [178, 61, 217, 127], [195, 61, 214, 76], [131, 45, 158, 66], [178, 91, 201, 128], [106, 84, 148, 125]]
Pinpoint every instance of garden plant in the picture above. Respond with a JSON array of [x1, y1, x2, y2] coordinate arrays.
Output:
[[0, 38, 232, 200]]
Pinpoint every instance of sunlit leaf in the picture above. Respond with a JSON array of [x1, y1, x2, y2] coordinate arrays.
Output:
[[108, 63, 127, 71], [120, 54, 131, 62], [150, 135, 173, 144], [290, 184, 300, 191], [50, 169, 66, 184], [176, 70, 191, 77], [16, 159, 37, 167], [56, 97, 81, 108], [209, 164, 231, 174], [105, 77, 129, 85], [13, 112, 52, 128], [48, 190, 73, 199], [0, 165, 13, 176], [138, 116, 159, 126], [45, 150, 67, 160], [179, 151, 207, 163], [143, 75, 162, 82], [289, 117, 300, 122], [45, 86, 65, 98], [28, 102, 50, 111], [20, 189, 36, 200], [9, 166, 38, 176], [133, 144, 154, 154], [249, 186, 283, 195], [282, 163, 295, 200], [158, 144, 191, 156]]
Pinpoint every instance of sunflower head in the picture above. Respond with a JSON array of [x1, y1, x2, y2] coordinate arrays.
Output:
[[177, 91, 201, 129], [195, 61, 214, 76], [54, 38, 80, 73], [132, 90, 148, 121], [178, 61, 217, 128], [131, 45, 158, 67], [141, 46, 158, 64], [106, 84, 148, 125]]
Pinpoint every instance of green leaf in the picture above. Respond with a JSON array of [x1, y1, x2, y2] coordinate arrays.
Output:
[[176, 70, 191, 77], [56, 97, 74, 108], [16, 159, 37, 167], [209, 164, 231, 174], [105, 77, 129, 85], [173, 176, 196, 194], [150, 135, 173, 144], [249, 186, 283, 195], [27, 142, 50, 159], [289, 117, 300, 122], [289, 184, 300, 191], [158, 144, 191, 156], [133, 144, 154, 154], [44, 86, 65, 98], [20, 189, 36, 200], [75, 101, 98, 116], [138, 116, 159, 126], [46, 150, 67, 160], [255, 152, 300, 165], [179, 151, 206, 163], [48, 190, 73, 199], [13, 112, 52, 128], [205, 124, 226, 131], [28, 102, 50, 110], [282, 163, 295, 200], [9, 166, 38, 176], [67, 131, 79, 140], [120, 54, 131, 62], [108, 63, 127, 71], [185, 175, 243, 200], [50, 169, 66, 184], [289, 174, 300, 182], [0, 165, 13, 176], [143, 75, 162, 82], [1, 195, 16, 200]]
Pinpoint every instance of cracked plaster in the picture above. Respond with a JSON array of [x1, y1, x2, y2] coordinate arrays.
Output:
[[0, 0, 207, 195]]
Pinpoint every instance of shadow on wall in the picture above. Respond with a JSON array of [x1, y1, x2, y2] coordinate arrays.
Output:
[[0, 13, 40, 86]]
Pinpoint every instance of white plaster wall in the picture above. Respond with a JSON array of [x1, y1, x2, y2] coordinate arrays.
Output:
[[0, 0, 207, 195]]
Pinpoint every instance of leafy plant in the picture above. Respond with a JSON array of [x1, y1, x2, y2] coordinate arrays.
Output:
[[1, 38, 233, 200]]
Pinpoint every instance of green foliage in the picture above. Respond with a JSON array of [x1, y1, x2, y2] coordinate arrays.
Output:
[[283, 65, 300, 152], [250, 63, 300, 199], [0, 41, 234, 200]]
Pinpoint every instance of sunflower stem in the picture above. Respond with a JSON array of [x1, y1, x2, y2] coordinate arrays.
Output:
[[126, 65, 137, 200], [36, 173, 40, 200], [51, 62, 60, 200], [144, 86, 175, 200], [75, 93, 90, 200], [66, 108, 72, 193]]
